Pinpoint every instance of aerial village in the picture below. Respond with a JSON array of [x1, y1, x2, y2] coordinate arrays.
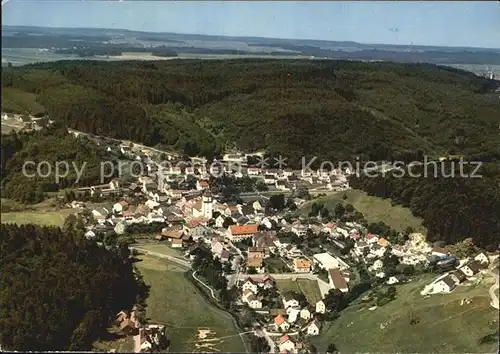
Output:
[[63, 138, 494, 353]]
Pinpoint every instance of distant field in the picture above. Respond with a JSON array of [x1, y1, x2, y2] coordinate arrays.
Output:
[[300, 189, 426, 233], [2, 48, 78, 66], [275, 278, 322, 306], [312, 274, 498, 353], [2, 87, 46, 115], [1, 209, 75, 227], [134, 255, 247, 353]]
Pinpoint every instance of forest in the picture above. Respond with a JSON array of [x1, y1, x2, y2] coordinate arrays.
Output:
[[2, 59, 499, 165], [0, 222, 148, 351], [349, 162, 500, 250], [1, 124, 115, 203]]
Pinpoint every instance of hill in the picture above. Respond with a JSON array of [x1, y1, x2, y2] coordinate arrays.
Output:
[[2, 60, 500, 163], [349, 163, 500, 250], [299, 189, 426, 233], [312, 274, 499, 353]]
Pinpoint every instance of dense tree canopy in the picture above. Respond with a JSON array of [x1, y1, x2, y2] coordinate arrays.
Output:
[[349, 163, 500, 250], [0, 223, 147, 351], [2, 60, 499, 164], [1, 127, 114, 203]]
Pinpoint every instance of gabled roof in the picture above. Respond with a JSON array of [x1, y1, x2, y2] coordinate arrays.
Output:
[[274, 315, 286, 326], [465, 260, 481, 273], [440, 275, 457, 289], [279, 335, 293, 344], [230, 224, 258, 235], [329, 268, 348, 290]]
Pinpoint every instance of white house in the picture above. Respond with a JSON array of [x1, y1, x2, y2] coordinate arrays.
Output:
[[113, 201, 129, 214], [287, 308, 300, 324], [433, 276, 456, 293], [241, 279, 259, 294], [386, 276, 400, 285], [370, 259, 384, 272], [460, 261, 482, 277], [84, 230, 96, 239], [215, 214, 225, 228], [279, 335, 295, 352], [263, 174, 276, 185], [274, 315, 290, 332], [300, 307, 311, 320], [305, 319, 321, 336], [474, 253, 489, 265], [171, 239, 183, 248], [282, 294, 300, 309], [315, 300, 326, 314], [247, 294, 263, 309]]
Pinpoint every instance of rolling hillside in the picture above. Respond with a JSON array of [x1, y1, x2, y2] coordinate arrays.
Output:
[[2, 60, 499, 164]]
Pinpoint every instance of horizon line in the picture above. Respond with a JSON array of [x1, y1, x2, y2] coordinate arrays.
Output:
[[3, 24, 500, 51]]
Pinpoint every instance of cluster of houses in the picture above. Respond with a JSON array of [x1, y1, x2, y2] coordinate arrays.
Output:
[[68, 140, 496, 354], [115, 310, 167, 353], [238, 275, 327, 352], [2, 112, 54, 131], [431, 254, 489, 294]]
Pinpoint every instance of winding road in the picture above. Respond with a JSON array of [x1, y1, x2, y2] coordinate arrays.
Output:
[[192, 270, 217, 299], [488, 267, 499, 310]]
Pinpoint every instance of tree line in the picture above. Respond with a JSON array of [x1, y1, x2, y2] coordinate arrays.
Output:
[[2, 59, 499, 165], [349, 163, 500, 250], [0, 223, 148, 351]]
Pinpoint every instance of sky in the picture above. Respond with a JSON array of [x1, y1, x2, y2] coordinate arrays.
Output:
[[2, 1, 500, 48]]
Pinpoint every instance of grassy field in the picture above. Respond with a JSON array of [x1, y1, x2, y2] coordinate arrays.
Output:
[[1, 209, 75, 227], [301, 189, 426, 233], [275, 278, 322, 306], [134, 255, 247, 353], [1, 198, 75, 227], [132, 243, 185, 258], [312, 274, 498, 353], [2, 87, 46, 115]]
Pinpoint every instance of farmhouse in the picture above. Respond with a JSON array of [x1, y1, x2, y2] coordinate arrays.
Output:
[[460, 261, 482, 277], [304, 319, 321, 336], [433, 275, 457, 293], [450, 269, 467, 284], [474, 252, 489, 265]]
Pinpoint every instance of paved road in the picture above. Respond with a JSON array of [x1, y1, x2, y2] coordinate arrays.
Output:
[[192, 270, 217, 299], [130, 246, 192, 269], [255, 329, 276, 353]]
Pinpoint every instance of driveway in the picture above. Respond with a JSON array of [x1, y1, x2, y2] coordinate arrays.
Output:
[[130, 246, 192, 269]]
